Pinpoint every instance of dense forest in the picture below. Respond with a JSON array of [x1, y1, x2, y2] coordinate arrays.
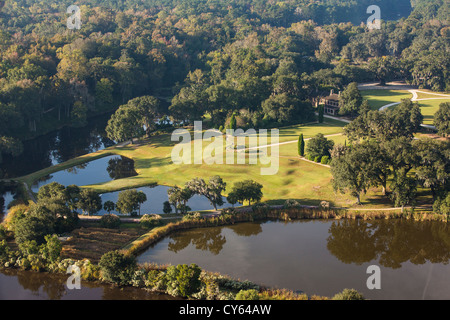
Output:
[[0, 0, 448, 169]]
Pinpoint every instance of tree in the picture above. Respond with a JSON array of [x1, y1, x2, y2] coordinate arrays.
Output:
[[37, 182, 69, 204], [168, 187, 193, 214], [318, 105, 324, 123], [229, 112, 237, 130], [298, 133, 305, 157], [95, 78, 114, 111], [106, 105, 145, 143], [413, 139, 450, 201], [228, 180, 263, 206], [14, 215, 53, 245], [116, 189, 146, 216], [434, 102, 450, 137], [77, 189, 102, 216], [338, 82, 362, 117], [163, 201, 173, 214], [186, 176, 227, 211], [126, 96, 161, 136], [389, 168, 417, 211], [305, 133, 335, 159], [433, 193, 450, 217], [136, 191, 147, 216], [71, 101, 88, 127], [344, 100, 423, 142], [330, 144, 373, 205], [103, 201, 116, 214]]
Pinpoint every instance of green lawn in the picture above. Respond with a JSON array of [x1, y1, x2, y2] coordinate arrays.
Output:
[[361, 90, 412, 110], [417, 100, 447, 125]]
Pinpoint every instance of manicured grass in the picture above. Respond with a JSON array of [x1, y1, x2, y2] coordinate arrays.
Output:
[[24, 120, 349, 207], [361, 90, 412, 110], [16, 115, 435, 210], [417, 100, 449, 125]]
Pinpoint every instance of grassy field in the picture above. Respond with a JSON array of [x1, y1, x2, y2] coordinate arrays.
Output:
[[17, 87, 448, 210], [361, 90, 412, 110], [417, 100, 446, 125], [14, 119, 361, 207]]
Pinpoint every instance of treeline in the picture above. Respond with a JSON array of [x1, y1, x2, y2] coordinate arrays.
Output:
[[0, 0, 448, 168], [331, 99, 450, 212]]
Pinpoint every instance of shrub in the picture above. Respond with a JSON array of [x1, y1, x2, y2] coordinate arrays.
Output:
[[0, 240, 10, 265], [14, 215, 53, 245], [283, 199, 301, 209], [320, 201, 330, 209], [182, 212, 202, 221], [145, 269, 168, 291], [0, 224, 8, 240], [100, 214, 121, 229], [235, 289, 260, 300], [140, 214, 163, 229], [332, 288, 365, 300], [314, 156, 321, 163], [98, 250, 137, 286], [321, 156, 329, 164], [166, 264, 202, 298], [40, 234, 62, 263]]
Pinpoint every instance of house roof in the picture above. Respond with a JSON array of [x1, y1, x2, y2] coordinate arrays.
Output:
[[322, 94, 340, 101]]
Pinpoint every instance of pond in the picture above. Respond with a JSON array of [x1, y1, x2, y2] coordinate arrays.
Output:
[[31, 155, 137, 193], [0, 268, 176, 300], [0, 113, 114, 179], [0, 183, 21, 221], [136, 219, 450, 300], [99, 185, 237, 215]]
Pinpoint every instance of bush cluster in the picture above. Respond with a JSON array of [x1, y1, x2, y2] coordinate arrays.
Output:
[[139, 214, 163, 229], [100, 214, 121, 229]]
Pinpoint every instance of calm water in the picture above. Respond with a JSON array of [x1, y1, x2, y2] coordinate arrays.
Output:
[[0, 268, 176, 300], [0, 114, 114, 179], [31, 155, 137, 193], [99, 185, 236, 215], [137, 219, 450, 300]]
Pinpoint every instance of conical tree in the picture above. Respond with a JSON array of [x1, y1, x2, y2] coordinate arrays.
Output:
[[298, 133, 305, 157]]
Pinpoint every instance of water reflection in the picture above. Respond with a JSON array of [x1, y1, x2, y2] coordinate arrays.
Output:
[[106, 156, 138, 180], [168, 228, 227, 255], [327, 219, 450, 268], [0, 268, 177, 300], [0, 114, 113, 179], [137, 219, 450, 299], [167, 223, 263, 255], [31, 155, 136, 193], [0, 182, 20, 218], [100, 185, 236, 215]]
